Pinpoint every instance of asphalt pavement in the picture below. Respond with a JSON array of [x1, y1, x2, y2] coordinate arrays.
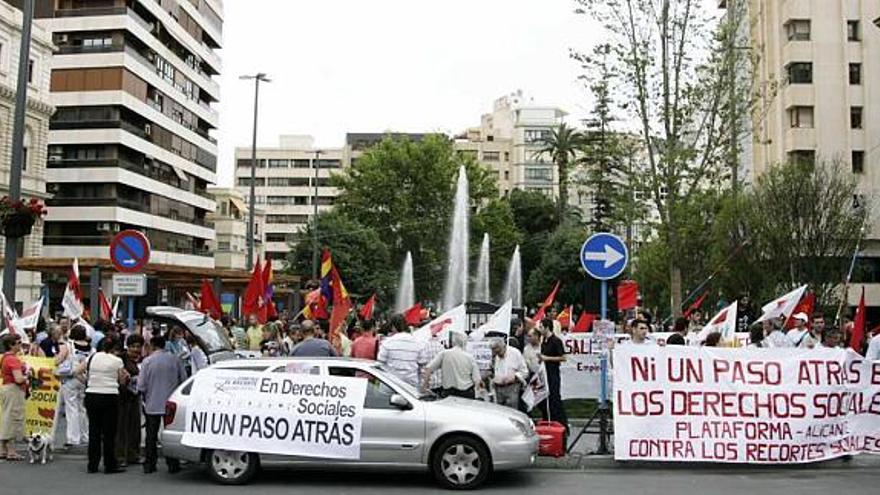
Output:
[[3, 452, 880, 495]]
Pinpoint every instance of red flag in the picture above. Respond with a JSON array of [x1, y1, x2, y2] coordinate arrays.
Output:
[[329, 267, 352, 352], [850, 287, 866, 352], [617, 280, 639, 311], [302, 288, 327, 320], [262, 260, 277, 320], [199, 280, 223, 319], [359, 294, 376, 321], [403, 302, 423, 326], [784, 292, 815, 330], [573, 312, 596, 333], [683, 291, 708, 319], [533, 281, 561, 321], [98, 290, 112, 321], [556, 305, 572, 328], [242, 258, 265, 321]]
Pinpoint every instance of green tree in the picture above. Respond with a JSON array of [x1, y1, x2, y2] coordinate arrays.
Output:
[[471, 199, 524, 299], [508, 189, 559, 288], [535, 123, 583, 218], [711, 160, 867, 309], [524, 220, 590, 310], [330, 134, 497, 301], [286, 210, 395, 302]]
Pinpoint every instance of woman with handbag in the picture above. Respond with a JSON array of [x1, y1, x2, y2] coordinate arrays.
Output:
[[77, 335, 129, 474], [0, 333, 30, 461], [59, 325, 91, 447]]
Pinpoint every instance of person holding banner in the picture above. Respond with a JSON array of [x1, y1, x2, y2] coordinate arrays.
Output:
[[0, 334, 29, 461]]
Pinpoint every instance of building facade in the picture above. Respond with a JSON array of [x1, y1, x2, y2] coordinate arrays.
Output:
[[206, 186, 263, 271], [0, 1, 54, 304], [36, 0, 222, 269], [735, 0, 880, 306]]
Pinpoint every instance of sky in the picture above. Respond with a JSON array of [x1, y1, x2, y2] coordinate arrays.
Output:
[[213, 0, 602, 186]]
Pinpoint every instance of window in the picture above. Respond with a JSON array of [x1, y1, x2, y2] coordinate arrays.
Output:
[[847, 20, 860, 42], [504, 151, 509, 161], [329, 367, 398, 410], [267, 196, 291, 205], [851, 107, 863, 129], [268, 159, 288, 168], [482, 151, 500, 161], [27, 59, 34, 84], [266, 233, 291, 243], [504, 171, 509, 180], [788, 106, 813, 128], [217, 241, 230, 251], [788, 150, 816, 167], [849, 63, 861, 85], [852, 151, 864, 174], [236, 177, 265, 187], [266, 214, 308, 224], [785, 19, 811, 41], [524, 129, 551, 143], [316, 159, 341, 169], [525, 167, 553, 182], [787, 62, 812, 84], [292, 159, 310, 168]]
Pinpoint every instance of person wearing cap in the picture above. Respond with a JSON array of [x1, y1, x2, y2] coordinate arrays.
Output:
[[786, 312, 811, 347]]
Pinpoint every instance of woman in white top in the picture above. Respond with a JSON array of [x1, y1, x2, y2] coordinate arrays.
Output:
[[76, 335, 129, 474]]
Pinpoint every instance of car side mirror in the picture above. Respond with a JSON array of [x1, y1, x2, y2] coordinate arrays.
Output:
[[389, 394, 412, 410]]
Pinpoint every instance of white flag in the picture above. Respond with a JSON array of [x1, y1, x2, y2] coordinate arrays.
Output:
[[469, 300, 512, 341], [62, 257, 84, 320], [756, 285, 807, 323], [698, 300, 738, 342], [111, 297, 120, 323], [522, 365, 549, 412], [413, 304, 467, 342], [12, 297, 43, 331]]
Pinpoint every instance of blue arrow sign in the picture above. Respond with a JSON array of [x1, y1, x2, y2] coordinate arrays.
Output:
[[110, 230, 150, 273], [580, 233, 628, 280]]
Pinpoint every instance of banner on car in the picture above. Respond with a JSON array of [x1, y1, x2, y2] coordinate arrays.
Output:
[[182, 369, 368, 459], [613, 345, 880, 463]]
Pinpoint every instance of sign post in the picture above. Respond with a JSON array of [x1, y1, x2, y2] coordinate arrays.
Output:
[[110, 230, 150, 330], [579, 233, 628, 455]]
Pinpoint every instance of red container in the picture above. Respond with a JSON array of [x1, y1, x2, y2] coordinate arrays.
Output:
[[535, 420, 566, 457]]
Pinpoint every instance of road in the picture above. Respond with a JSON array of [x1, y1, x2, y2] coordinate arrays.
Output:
[[3, 454, 880, 495]]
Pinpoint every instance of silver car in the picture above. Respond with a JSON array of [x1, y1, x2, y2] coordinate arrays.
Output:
[[161, 357, 538, 489]]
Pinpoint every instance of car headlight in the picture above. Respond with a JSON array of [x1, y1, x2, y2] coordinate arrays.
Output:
[[509, 417, 535, 437]]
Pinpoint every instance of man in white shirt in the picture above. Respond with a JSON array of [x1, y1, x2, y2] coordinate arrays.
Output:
[[377, 316, 423, 388], [417, 334, 445, 394], [422, 332, 482, 399], [490, 338, 527, 409], [787, 312, 811, 347], [764, 316, 793, 348], [522, 329, 542, 375]]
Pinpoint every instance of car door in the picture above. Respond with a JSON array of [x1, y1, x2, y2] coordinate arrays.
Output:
[[328, 365, 426, 466]]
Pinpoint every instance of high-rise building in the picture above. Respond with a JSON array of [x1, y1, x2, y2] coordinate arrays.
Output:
[[0, 1, 55, 304], [732, 0, 880, 306], [37, 0, 222, 269], [206, 187, 263, 271]]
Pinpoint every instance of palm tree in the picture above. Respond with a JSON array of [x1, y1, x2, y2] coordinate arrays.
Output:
[[535, 123, 583, 218]]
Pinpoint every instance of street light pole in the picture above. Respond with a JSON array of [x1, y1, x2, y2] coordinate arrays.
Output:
[[311, 150, 322, 280], [3, 0, 35, 306], [240, 73, 270, 272]]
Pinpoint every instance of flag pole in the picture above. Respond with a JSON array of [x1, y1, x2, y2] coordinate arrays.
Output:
[[834, 221, 867, 327]]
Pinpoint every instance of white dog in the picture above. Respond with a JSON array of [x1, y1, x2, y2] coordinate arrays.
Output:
[[27, 433, 53, 464]]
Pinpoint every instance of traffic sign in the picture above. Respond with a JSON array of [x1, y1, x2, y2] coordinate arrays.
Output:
[[110, 230, 150, 273], [112, 273, 147, 296], [580, 233, 628, 280]]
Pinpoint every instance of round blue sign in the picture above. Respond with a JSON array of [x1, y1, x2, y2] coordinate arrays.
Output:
[[580, 233, 628, 280], [110, 230, 151, 273]]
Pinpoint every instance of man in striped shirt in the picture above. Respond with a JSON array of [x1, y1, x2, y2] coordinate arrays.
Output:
[[377, 315, 423, 388], [418, 334, 445, 394]]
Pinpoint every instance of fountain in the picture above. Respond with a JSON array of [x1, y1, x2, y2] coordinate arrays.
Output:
[[502, 245, 522, 308], [473, 233, 491, 303], [395, 251, 415, 313], [442, 166, 469, 310]]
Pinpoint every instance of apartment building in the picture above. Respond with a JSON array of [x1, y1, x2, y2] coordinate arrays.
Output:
[[734, 0, 880, 306], [0, 1, 54, 304], [206, 186, 263, 271], [36, 0, 222, 269], [455, 92, 567, 199]]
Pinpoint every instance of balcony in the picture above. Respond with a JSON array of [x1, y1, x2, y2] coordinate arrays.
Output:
[[46, 196, 213, 228]]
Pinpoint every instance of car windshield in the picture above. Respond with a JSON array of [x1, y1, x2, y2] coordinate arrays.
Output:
[[373, 364, 437, 401], [180, 314, 232, 354]]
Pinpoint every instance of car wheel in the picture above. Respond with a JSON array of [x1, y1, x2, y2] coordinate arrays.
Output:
[[205, 449, 258, 485], [432, 435, 490, 490]]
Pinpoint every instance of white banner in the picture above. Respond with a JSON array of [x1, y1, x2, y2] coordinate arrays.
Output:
[[182, 369, 368, 459], [613, 345, 880, 463]]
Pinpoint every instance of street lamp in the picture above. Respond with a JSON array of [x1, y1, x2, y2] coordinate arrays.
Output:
[[311, 150, 322, 280], [240, 73, 270, 272], [2, 0, 35, 306]]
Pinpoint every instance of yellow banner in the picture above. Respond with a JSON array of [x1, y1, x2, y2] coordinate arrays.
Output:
[[22, 356, 61, 437]]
